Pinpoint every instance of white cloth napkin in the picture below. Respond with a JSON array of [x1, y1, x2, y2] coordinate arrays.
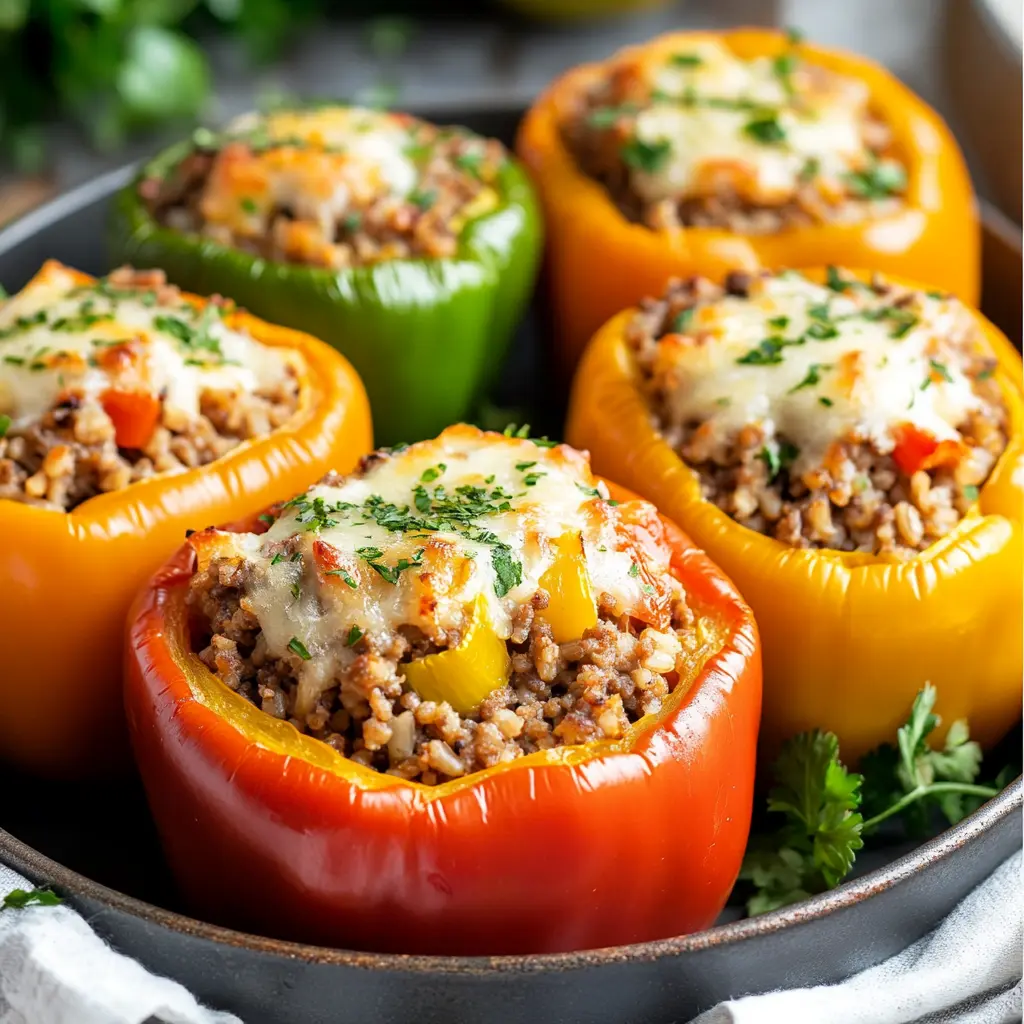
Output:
[[692, 851, 1023, 1024], [0, 864, 239, 1024], [0, 854, 1019, 1024]]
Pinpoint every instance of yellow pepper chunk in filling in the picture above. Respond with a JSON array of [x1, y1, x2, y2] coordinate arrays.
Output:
[[537, 532, 599, 643], [403, 596, 512, 716]]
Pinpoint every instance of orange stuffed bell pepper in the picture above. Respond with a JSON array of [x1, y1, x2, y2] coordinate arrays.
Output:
[[124, 425, 761, 954], [517, 28, 979, 373], [0, 260, 371, 778], [567, 266, 1022, 763]]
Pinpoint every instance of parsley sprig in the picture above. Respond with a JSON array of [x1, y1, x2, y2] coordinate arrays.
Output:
[[740, 685, 1008, 915], [2, 886, 62, 910]]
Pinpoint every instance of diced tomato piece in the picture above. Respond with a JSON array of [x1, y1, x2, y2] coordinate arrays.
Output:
[[101, 389, 161, 449], [312, 539, 342, 573], [891, 423, 939, 476]]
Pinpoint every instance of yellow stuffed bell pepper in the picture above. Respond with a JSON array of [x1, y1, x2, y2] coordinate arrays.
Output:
[[517, 28, 980, 374], [566, 267, 1022, 762]]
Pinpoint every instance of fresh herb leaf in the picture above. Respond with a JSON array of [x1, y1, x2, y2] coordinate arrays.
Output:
[[287, 637, 312, 661], [240, 196, 259, 215], [0, 414, 9, 439], [786, 26, 805, 45], [737, 338, 785, 365], [962, 484, 979, 502], [799, 156, 820, 182], [420, 463, 446, 483], [670, 52, 703, 67], [672, 307, 695, 333], [2, 887, 61, 910], [408, 188, 437, 211], [628, 563, 640, 578], [744, 113, 786, 145], [586, 105, 637, 129], [325, 568, 359, 589], [621, 137, 672, 173], [491, 543, 522, 598], [738, 730, 864, 914], [345, 625, 363, 647], [818, 396, 834, 407], [929, 359, 954, 383], [258, 513, 276, 526], [825, 266, 848, 292], [454, 151, 483, 176], [759, 445, 781, 479], [789, 362, 831, 392], [845, 160, 906, 199], [768, 315, 790, 330]]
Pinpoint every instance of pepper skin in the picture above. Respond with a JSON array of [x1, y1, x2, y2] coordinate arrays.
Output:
[[0, 263, 372, 778], [516, 28, 980, 375], [566, 269, 1022, 764], [124, 482, 761, 955], [111, 138, 542, 446]]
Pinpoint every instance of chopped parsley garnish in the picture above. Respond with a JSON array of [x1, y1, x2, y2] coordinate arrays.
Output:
[[287, 637, 312, 660], [786, 26, 805, 45], [345, 625, 364, 647], [825, 266, 848, 291], [258, 513, 276, 526], [976, 366, 995, 381], [789, 362, 831, 392], [799, 156, 821, 182], [737, 337, 786, 366], [929, 359, 954, 383], [342, 211, 363, 233], [805, 320, 839, 341], [962, 485, 980, 502], [357, 546, 424, 585], [421, 463, 446, 483], [240, 197, 259, 215], [2, 887, 61, 910], [767, 315, 790, 330], [628, 563, 640, 578], [759, 441, 799, 480], [715, 397, 732, 407], [491, 544, 522, 598], [818, 396, 834, 407], [772, 52, 798, 92], [523, 472, 546, 486], [586, 105, 638, 129], [408, 188, 437, 211], [0, 310, 47, 339], [515, 461, 536, 471], [889, 314, 919, 339], [845, 160, 906, 199], [454, 151, 483, 176], [0, 414, 9, 438], [670, 52, 703, 67], [326, 568, 359, 589], [672, 307, 695, 333], [621, 137, 672, 173], [807, 302, 830, 321], [50, 311, 113, 332], [270, 553, 286, 565], [3, 355, 23, 366], [744, 112, 786, 145], [576, 483, 603, 499]]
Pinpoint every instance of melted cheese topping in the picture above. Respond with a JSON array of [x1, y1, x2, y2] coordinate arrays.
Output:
[[196, 425, 677, 669], [616, 38, 893, 205], [651, 273, 983, 475], [0, 264, 295, 429], [201, 108, 420, 235]]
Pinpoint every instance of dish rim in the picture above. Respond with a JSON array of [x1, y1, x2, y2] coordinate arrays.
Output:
[[0, 159, 1019, 975]]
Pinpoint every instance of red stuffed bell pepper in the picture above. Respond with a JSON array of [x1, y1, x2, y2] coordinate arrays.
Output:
[[126, 425, 761, 955]]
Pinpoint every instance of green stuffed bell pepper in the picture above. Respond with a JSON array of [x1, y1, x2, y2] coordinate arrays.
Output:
[[111, 107, 541, 445]]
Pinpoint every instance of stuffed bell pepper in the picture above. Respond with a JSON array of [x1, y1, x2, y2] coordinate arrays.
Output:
[[567, 266, 1022, 763], [517, 28, 979, 372], [0, 260, 371, 777], [113, 106, 542, 445], [125, 424, 761, 955]]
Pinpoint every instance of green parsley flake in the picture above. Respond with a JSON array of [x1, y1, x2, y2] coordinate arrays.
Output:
[[825, 266, 848, 292], [670, 53, 703, 67], [845, 160, 906, 199], [799, 156, 821, 182], [326, 568, 359, 589], [587, 105, 637, 129], [962, 485, 980, 502], [737, 338, 785, 366], [672, 307, 695, 333], [789, 362, 831, 393], [287, 637, 312, 660], [0, 414, 9, 438], [421, 463, 446, 483], [628, 563, 640, 578], [929, 359, 954, 384], [240, 197, 259, 215], [818, 396, 834, 407], [346, 625, 364, 647], [744, 113, 786, 145], [409, 188, 437, 211], [621, 137, 672, 173]]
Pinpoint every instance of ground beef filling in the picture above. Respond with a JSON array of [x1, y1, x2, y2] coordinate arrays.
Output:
[[0, 269, 299, 511], [141, 130, 507, 269], [629, 273, 1009, 558], [562, 68, 900, 234], [188, 563, 698, 784]]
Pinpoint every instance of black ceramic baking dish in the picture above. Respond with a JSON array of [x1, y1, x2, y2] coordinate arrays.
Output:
[[0, 105, 1019, 1024]]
